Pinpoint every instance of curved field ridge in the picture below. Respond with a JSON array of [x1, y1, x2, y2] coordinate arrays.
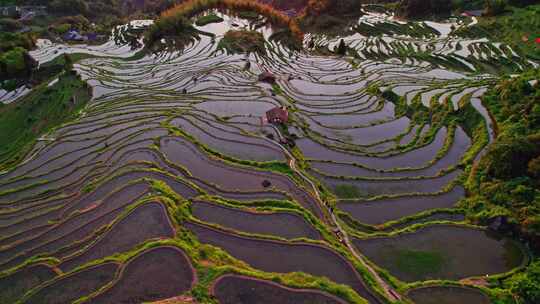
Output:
[[353, 225, 526, 282], [161, 137, 324, 219], [192, 200, 321, 239], [60, 202, 176, 271], [407, 286, 491, 304], [212, 274, 348, 304], [185, 221, 380, 304], [88, 246, 197, 304], [0, 6, 531, 303], [23, 262, 119, 304], [0, 264, 57, 303], [339, 186, 466, 225]]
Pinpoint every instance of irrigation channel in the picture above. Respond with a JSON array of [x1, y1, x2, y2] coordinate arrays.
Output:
[[0, 8, 534, 304]]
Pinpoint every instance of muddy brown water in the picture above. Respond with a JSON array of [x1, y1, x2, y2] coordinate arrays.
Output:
[[213, 274, 348, 304]]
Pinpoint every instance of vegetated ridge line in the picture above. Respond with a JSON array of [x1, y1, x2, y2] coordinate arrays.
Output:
[[265, 125, 402, 303]]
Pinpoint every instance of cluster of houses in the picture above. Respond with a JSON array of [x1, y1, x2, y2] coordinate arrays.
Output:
[[0, 5, 46, 20], [1, 6, 46, 34], [0, 5, 99, 42], [62, 30, 102, 42], [0, 6, 19, 18], [460, 10, 483, 17]]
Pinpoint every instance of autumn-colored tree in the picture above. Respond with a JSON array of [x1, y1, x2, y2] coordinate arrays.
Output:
[[161, 0, 304, 41]]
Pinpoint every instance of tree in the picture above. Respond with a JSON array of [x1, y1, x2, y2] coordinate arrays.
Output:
[[63, 53, 73, 71], [336, 39, 347, 55], [48, 0, 89, 16], [508, 260, 540, 303], [484, 136, 537, 179], [0, 18, 22, 32], [0, 47, 28, 79], [528, 156, 540, 178], [484, 0, 507, 16]]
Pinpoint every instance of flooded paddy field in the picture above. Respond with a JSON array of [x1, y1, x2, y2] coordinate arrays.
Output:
[[185, 221, 380, 303], [192, 200, 321, 239], [0, 5, 534, 304], [406, 286, 491, 304], [353, 225, 526, 282], [212, 274, 348, 304], [339, 186, 466, 225], [89, 246, 196, 303], [59, 202, 175, 272], [0, 264, 57, 303], [23, 263, 119, 304]]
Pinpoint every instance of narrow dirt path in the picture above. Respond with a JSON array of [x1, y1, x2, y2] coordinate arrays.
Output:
[[263, 127, 402, 303]]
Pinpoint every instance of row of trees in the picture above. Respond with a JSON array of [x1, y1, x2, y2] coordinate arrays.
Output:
[[0, 30, 36, 81]]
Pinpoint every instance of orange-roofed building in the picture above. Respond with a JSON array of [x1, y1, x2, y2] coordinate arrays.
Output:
[[266, 106, 289, 124]]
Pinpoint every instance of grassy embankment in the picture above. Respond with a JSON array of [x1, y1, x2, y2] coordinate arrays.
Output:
[[195, 13, 224, 26], [0, 72, 91, 171]]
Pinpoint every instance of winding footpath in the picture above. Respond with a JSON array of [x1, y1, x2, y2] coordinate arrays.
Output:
[[264, 126, 402, 303]]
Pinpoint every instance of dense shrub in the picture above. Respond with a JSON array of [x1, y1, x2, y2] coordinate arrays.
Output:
[[506, 260, 540, 303], [54, 15, 91, 31], [466, 72, 540, 242], [485, 0, 508, 16], [0, 48, 26, 73], [51, 23, 71, 34], [0, 18, 23, 32], [395, 0, 453, 19], [335, 39, 347, 55], [0, 32, 35, 53], [0, 47, 35, 80], [528, 156, 540, 178], [306, 0, 362, 15], [48, 0, 90, 16], [144, 14, 198, 49], [484, 136, 538, 179], [219, 30, 266, 54]]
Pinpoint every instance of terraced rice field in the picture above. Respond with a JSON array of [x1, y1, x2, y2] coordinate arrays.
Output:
[[0, 8, 534, 304], [212, 274, 348, 303], [407, 286, 492, 304]]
